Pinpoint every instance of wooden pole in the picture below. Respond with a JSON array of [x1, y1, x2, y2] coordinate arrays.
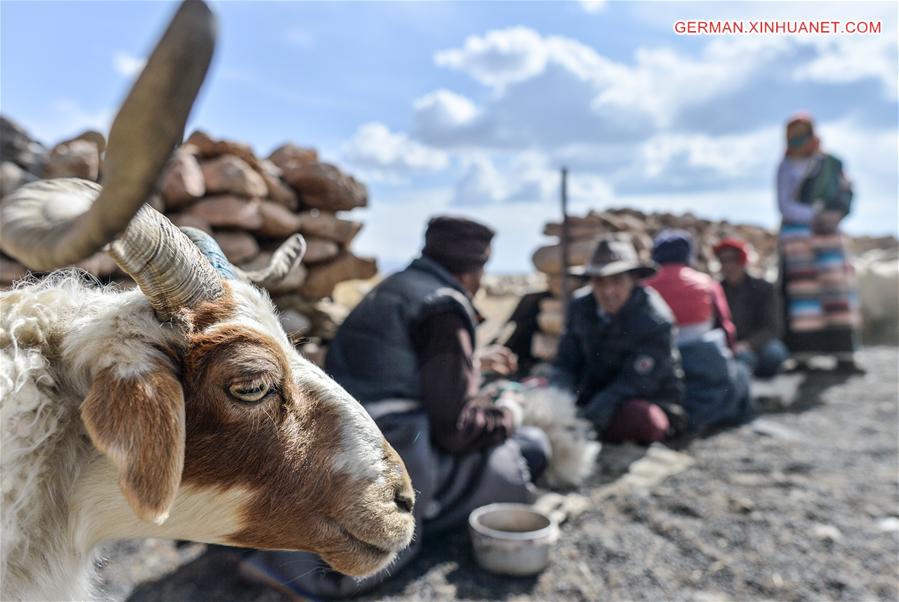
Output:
[[559, 167, 571, 317]]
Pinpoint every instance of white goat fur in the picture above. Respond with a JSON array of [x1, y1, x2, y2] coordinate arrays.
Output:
[[520, 387, 601, 489], [0, 272, 393, 600]]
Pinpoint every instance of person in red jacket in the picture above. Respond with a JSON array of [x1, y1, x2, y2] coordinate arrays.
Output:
[[645, 230, 752, 433], [645, 230, 736, 348]]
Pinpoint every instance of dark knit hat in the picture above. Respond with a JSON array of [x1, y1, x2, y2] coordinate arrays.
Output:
[[651, 229, 694, 265], [422, 215, 495, 274]]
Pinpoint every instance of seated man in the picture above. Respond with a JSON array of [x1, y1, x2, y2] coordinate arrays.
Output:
[[714, 238, 789, 378], [552, 236, 685, 444], [645, 231, 752, 433], [242, 216, 551, 598], [644, 230, 737, 348]]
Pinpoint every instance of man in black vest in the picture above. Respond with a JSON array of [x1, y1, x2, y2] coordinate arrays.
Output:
[[325, 216, 528, 451], [241, 216, 550, 598]]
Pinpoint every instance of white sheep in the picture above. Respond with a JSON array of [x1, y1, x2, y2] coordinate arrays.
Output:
[[855, 248, 899, 344], [520, 386, 601, 489], [0, 2, 414, 599]]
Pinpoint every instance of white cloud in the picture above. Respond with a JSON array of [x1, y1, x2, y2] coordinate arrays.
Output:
[[592, 38, 787, 128], [342, 121, 449, 172], [429, 22, 896, 150], [37, 99, 113, 142], [793, 36, 897, 100], [356, 114, 897, 272], [628, 1, 898, 100], [816, 117, 898, 233], [352, 188, 453, 271], [638, 127, 780, 182], [453, 155, 508, 205], [356, 17, 896, 272], [413, 89, 481, 145], [427, 28, 789, 147], [452, 151, 613, 207], [435, 27, 548, 88], [579, 0, 607, 14], [112, 51, 145, 77]]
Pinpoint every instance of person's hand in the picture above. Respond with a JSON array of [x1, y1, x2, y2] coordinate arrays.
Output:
[[813, 209, 842, 234], [495, 390, 525, 428], [476, 345, 519, 376], [733, 341, 751, 355]]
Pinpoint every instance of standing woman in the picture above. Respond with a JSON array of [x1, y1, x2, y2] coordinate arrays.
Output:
[[776, 113, 863, 372]]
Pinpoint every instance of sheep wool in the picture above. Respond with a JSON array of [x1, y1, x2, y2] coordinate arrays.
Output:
[[1, 274, 103, 599]]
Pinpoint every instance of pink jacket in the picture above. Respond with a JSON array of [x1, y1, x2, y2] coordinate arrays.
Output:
[[646, 264, 736, 349]]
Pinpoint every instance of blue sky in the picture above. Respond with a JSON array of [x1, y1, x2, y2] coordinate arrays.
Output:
[[2, 0, 896, 272]]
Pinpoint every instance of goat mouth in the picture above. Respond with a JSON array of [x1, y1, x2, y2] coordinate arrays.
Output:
[[331, 519, 395, 556], [322, 519, 400, 577]]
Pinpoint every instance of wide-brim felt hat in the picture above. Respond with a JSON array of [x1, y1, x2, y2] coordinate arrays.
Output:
[[568, 236, 657, 280]]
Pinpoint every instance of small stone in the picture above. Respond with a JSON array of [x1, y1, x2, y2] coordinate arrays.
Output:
[[281, 161, 367, 211], [256, 200, 303, 238], [751, 418, 802, 441], [1, 116, 47, 174], [44, 139, 100, 180], [261, 167, 299, 210], [0, 161, 37, 197], [300, 238, 340, 265], [267, 143, 318, 171], [200, 155, 267, 198], [876, 517, 899, 533], [167, 212, 212, 234], [299, 253, 377, 299], [212, 231, 259, 264], [161, 150, 205, 208], [812, 524, 842, 542], [692, 590, 732, 602], [297, 210, 363, 244], [727, 495, 756, 514], [185, 195, 264, 230]]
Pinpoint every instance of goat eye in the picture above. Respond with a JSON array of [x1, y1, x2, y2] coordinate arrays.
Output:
[[229, 382, 270, 403]]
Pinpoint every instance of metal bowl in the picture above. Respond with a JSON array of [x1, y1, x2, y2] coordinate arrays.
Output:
[[468, 503, 559, 576]]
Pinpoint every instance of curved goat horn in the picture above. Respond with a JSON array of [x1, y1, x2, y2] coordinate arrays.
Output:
[[242, 234, 307, 289], [0, 0, 222, 319], [178, 228, 308, 291]]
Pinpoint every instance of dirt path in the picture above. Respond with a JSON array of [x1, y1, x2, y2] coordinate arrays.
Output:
[[100, 347, 898, 602]]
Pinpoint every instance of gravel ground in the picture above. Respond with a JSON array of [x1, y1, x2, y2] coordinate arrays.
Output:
[[98, 347, 898, 602]]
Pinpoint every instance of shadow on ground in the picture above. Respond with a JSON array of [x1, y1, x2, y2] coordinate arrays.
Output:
[[102, 348, 897, 602]]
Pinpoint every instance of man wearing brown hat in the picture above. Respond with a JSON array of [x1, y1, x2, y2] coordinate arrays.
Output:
[[242, 216, 550, 598], [553, 236, 685, 443]]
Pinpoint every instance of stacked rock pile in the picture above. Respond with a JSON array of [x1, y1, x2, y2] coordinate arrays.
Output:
[[529, 209, 898, 359], [0, 117, 376, 362], [531, 209, 775, 362]]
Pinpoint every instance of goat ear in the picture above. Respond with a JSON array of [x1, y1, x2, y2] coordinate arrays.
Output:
[[81, 361, 185, 525]]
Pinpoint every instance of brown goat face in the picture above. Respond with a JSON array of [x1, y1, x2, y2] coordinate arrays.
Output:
[[79, 282, 414, 575], [176, 284, 415, 576]]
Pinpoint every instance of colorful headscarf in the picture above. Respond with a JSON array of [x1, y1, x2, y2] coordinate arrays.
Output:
[[785, 113, 820, 157]]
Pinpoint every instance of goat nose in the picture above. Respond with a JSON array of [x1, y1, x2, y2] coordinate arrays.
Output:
[[394, 491, 414, 514]]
